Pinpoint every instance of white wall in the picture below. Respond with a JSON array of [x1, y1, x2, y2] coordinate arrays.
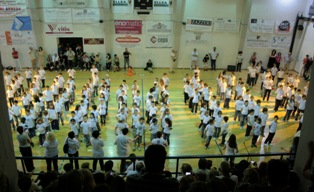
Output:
[[0, 0, 312, 69], [242, 0, 309, 70]]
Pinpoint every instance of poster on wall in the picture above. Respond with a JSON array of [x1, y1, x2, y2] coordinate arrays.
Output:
[[11, 16, 32, 31], [72, 8, 100, 23], [52, 0, 89, 7], [114, 20, 142, 34], [146, 21, 172, 33], [44, 8, 72, 23], [153, 0, 173, 14], [275, 20, 295, 34], [0, 31, 6, 45], [186, 18, 213, 32], [146, 34, 172, 48], [213, 18, 240, 33], [0, 5, 27, 17], [115, 35, 141, 48], [112, 0, 133, 14], [249, 18, 275, 33], [0, 30, 35, 46], [245, 35, 270, 48], [185, 32, 211, 45], [270, 35, 291, 48], [84, 38, 104, 45], [44, 23, 73, 36]]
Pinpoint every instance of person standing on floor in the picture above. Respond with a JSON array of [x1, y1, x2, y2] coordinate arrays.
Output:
[[191, 48, 198, 69], [66, 131, 80, 170], [29, 47, 37, 70], [91, 130, 105, 171], [209, 47, 219, 70], [267, 49, 277, 68], [115, 128, 137, 173], [223, 134, 238, 166], [66, 47, 75, 69], [170, 49, 177, 73], [264, 115, 278, 146], [12, 47, 19, 71], [236, 51, 243, 72], [43, 132, 59, 172], [123, 48, 131, 71], [37, 47, 45, 68], [16, 126, 35, 173], [283, 52, 293, 72]]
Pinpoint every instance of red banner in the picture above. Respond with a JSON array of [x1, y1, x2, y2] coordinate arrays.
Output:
[[114, 20, 142, 34]]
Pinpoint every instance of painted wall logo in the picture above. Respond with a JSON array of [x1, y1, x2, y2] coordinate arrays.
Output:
[[150, 36, 168, 43], [116, 35, 141, 43], [187, 19, 212, 26], [278, 20, 290, 32], [113, 0, 130, 6], [153, 0, 170, 7], [147, 22, 172, 33], [45, 24, 73, 35]]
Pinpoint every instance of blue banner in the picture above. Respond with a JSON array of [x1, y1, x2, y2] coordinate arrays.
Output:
[[11, 16, 32, 31]]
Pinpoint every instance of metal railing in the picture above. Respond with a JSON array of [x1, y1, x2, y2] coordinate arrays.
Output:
[[16, 152, 294, 178]]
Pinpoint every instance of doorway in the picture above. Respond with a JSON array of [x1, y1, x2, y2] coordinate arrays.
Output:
[[58, 37, 83, 54]]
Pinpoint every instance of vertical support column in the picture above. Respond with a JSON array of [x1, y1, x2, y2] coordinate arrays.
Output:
[[172, 0, 185, 69], [237, 0, 252, 51], [0, 53, 19, 191], [294, 68, 314, 192]]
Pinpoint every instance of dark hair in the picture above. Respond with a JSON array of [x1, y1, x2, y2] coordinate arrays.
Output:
[[198, 158, 208, 169], [63, 163, 73, 172], [17, 126, 24, 134], [103, 160, 114, 172], [68, 131, 75, 139], [165, 118, 172, 127], [122, 128, 129, 135], [267, 159, 289, 187], [18, 175, 32, 192], [92, 130, 100, 138], [156, 131, 162, 138], [144, 145, 167, 173], [228, 134, 237, 148], [181, 163, 193, 174]]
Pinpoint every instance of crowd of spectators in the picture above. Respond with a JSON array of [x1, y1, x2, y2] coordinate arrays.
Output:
[[1, 143, 312, 192]]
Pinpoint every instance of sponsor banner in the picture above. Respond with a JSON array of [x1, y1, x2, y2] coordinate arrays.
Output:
[[114, 20, 142, 34], [52, 0, 89, 7], [0, 30, 34, 46], [115, 35, 141, 48], [84, 38, 104, 45], [44, 23, 73, 36], [44, 8, 72, 23], [270, 35, 291, 48], [72, 8, 100, 23], [146, 34, 172, 48], [153, 0, 172, 14], [249, 18, 275, 33], [12, 16, 32, 31], [276, 20, 295, 34], [185, 32, 211, 45], [0, 5, 27, 17], [112, 0, 133, 14], [245, 35, 270, 48], [146, 20, 172, 33], [213, 18, 240, 33], [186, 18, 213, 32]]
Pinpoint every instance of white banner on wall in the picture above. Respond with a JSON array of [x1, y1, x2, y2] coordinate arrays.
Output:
[[0, 0, 27, 17], [44, 8, 72, 23], [146, 34, 172, 48], [213, 18, 240, 33], [185, 32, 211, 45], [52, 0, 89, 7], [0, 0, 26, 5], [115, 35, 142, 48], [72, 8, 100, 23], [146, 21, 172, 33], [0, 31, 7, 45], [153, 0, 172, 14], [186, 18, 213, 32], [0, 30, 35, 46], [270, 35, 291, 48], [112, 0, 133, 14], [249, 18, 275, 33], [245, 35, 270, 48], [275, 20, 295, 34], [44, 23, 73, 36]]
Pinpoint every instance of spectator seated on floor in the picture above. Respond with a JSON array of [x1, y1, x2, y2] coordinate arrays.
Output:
[[127, 161, 145, 177], [177, 163, 193, 181], [144, 59, 153, 73], [216, 161, 237, 192]]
